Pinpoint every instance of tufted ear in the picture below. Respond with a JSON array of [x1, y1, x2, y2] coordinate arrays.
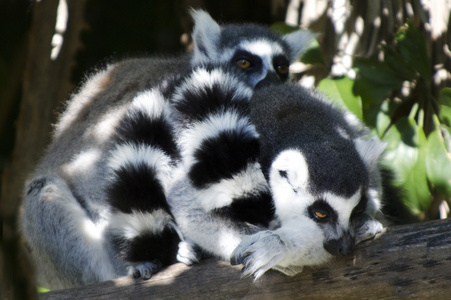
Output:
[[283, 30, 317, 62], [270, 149, 310, 193], [354, 137, 386, 171], [190, 9, 221, 65], [269, 149, 312, 222]]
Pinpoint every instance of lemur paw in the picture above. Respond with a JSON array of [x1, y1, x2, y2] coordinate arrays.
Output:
[[130, 260, 162, 280], [231, 231, 287, 279], [177, 241, 201, 265], [355, 217, 383, 244]]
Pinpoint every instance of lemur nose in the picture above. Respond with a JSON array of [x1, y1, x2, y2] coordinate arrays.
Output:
[[255, 71, 281, 89], [324, 234, 355, 256]]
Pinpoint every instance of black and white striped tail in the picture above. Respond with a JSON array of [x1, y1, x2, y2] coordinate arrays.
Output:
[[173, 66, 274, 228], [106, 89, 180, 277]]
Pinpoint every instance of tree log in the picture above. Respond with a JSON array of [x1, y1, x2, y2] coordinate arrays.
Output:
[[41, 218, 451, 299]]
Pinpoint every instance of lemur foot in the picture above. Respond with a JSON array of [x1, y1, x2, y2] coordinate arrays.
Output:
[[177, 241, 201, 265], [131, 260, 162, 280]]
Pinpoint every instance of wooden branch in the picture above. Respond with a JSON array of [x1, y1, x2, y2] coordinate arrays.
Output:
[[41, 218, 451, 299]]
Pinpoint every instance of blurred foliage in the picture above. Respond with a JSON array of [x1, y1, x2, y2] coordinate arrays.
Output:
[[37, 287, 50, 293], [302, 21, 451, 219]]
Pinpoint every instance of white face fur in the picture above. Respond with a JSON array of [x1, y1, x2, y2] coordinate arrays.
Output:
[[269, 149, 365, 254]]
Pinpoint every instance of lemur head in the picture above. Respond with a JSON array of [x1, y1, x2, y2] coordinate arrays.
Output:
[[190, 9, 314, 88], [250, 85, 386, 258]]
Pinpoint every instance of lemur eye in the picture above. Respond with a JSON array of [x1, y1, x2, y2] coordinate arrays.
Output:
[[276, 64, 289, 75], [237, 59, 252, 69], [314, 211, 328, 219]]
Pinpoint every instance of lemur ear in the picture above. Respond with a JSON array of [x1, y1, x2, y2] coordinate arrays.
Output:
[[283, 30, 317, 62], [271, 149, 309, 192], [354, 137, 386, 171], [190, 9, 221, 65]]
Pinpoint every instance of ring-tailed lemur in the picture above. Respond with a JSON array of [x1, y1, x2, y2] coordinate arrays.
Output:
[[228, 84, 388, 279], [20, 9, 313, 290]]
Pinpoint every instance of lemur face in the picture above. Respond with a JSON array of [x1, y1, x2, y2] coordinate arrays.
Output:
[[225, 39, 290, 88], [190, 10, 314, 88], [269, 149, 369, 257]]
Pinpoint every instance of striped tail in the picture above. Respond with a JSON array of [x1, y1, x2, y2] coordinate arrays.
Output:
[[106, 89, 181, 278], [170, 66, 274, 257]]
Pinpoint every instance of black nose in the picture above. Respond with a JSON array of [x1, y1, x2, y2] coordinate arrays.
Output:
[[255, 71, 281, 89], [324, 234, 355, 256]]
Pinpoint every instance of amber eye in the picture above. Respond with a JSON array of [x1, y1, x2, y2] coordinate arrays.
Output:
[[237, 59, 252, 69], [277, 64, 289, 75], [314, 211, 328, 219]]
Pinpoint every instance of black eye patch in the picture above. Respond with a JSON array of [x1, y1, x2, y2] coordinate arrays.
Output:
[[272, 55, 290, 81], [307, 199, 338, 224], [231, 50, 262, 71]]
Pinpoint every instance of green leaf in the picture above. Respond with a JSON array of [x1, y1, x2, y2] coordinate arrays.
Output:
[[439, 88, 451, 126], [382, 117, 431, 214], [38, 287, 50, 293], [439, 88, 451, 106], [317, 77, 363, 119], [363, 100, 398, 138], [382, 45, 417, 82], [426, 122, 451, 197], [395, 21, 432, 81], [354, 57, 405, 104], [299, 39, 326, 66], [270, 22, 299, 34]]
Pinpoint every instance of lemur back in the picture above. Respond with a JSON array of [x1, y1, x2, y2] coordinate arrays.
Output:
[[20, 10, 313, 290]]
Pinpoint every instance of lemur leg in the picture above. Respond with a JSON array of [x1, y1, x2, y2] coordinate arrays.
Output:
[[21, 176, 117, 290], [176, 240, 202, 265]]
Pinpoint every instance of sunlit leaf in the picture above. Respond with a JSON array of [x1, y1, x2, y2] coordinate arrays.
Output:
[[363, 100, 398, 138], [38, 287, 50, 293], [426, 122, 451, 197], [317, 77, 362, 119], [382, 117, 431, 214]]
